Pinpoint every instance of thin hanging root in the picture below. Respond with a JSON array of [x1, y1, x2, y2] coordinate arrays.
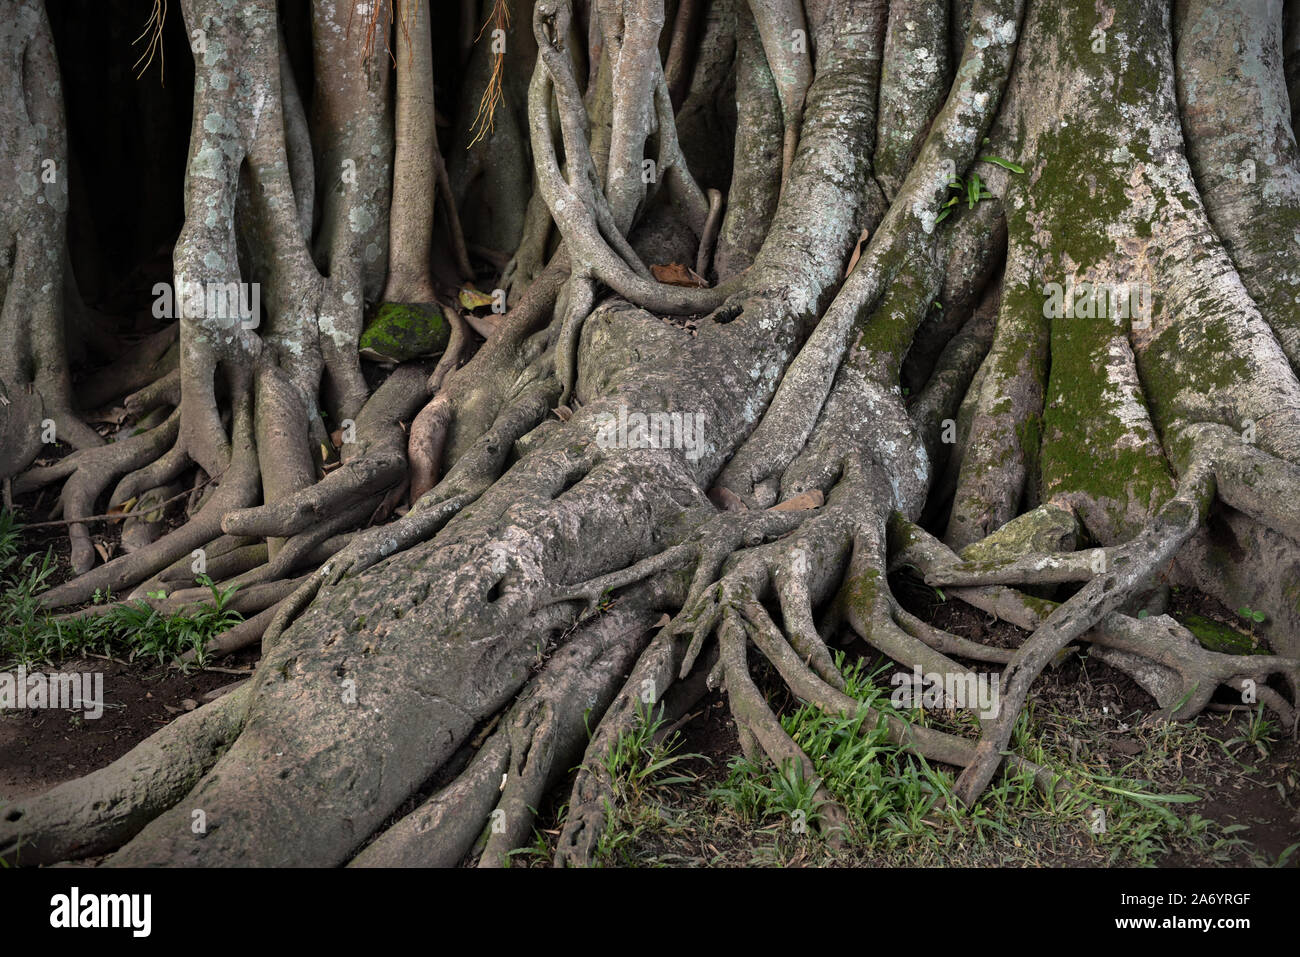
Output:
[[434, 150, 474, 282], [554, 273, 595, 406], [696, 188, 724, 278], [528, 2, 742, 316], [743, 0, 811, 185], [664, 0, 703, 108], [0, 684, 251, 866]]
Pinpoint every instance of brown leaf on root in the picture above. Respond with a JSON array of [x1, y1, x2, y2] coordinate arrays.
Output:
[[650, 262, 708, 287]]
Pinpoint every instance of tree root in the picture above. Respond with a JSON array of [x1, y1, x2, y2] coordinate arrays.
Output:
[[0, 683, 251, 866]]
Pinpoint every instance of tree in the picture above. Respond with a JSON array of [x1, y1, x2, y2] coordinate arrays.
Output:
[[2, 0, 1299, 867]]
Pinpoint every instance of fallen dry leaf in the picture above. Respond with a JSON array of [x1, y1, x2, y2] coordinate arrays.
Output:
[[458, 285, 495, 310], [651, 262, 707, 287], [770, 489, 824, 511], [107, 496, 138, 520], [845, 226, 871, 276]]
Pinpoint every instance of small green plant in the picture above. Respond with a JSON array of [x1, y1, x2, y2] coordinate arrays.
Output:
[[0, 511, 241, 670], [601, 699, 702, 805], [936, 155, 1024, 223], [1222, 705, 1278, 759], [707, 654, 1234, 865], [1237, 605, 1266, 626], [590, 699, 706, 864]]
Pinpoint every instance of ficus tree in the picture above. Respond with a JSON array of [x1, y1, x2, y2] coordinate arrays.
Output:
[[2, 0, 1300, 866]]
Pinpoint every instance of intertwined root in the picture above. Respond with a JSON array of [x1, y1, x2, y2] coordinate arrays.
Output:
[[545, 430, 1300, 866]]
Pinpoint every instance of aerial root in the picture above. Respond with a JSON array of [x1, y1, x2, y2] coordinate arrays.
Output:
[[57, 411, 180, 573], [528, 0, 741, 316], [922, 546, 1116, 588], [407, 391, 452, 504], [124, 368, 181, 418], [717, 619, 850, 844], [226, 499, 372, 587], [110, 436, 192, 514], [256, 416, 534, 650], [554, 274, 595, 406], [0, 683, 251, 866], [696, 188, 724, 278], [74, 324, 178, 412], [427, 305, 474, 396], [37, 402, 262, 609], [948, 464, 1214, 804], [553, 605, 726, 867], [648, 511, 1065, 845]]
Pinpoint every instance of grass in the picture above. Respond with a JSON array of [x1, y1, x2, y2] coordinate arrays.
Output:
[[1222, 705, 1279, 759], [579, 654, 1253, 867], [0, 510, 242, 671], [587, 700, 707, 866]]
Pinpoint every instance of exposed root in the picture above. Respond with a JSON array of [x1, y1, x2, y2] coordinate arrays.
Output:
[[0, 684, 251, 866], [221, 363, 429, 540]]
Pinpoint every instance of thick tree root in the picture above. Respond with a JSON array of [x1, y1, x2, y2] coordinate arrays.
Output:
[[0, 684, 251, 866]]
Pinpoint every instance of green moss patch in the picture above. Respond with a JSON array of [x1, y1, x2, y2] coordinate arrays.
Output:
[[359, 301, 449, 362], [1172, 611, 1259, 655]]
